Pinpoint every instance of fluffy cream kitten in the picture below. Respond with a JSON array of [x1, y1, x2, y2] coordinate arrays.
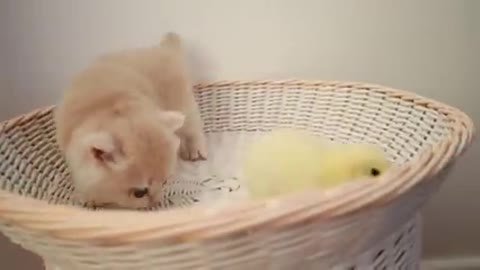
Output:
[[55, 32, 207, 209]]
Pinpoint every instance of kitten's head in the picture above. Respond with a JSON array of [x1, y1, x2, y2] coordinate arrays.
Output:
[[67, 110, 185, 209]]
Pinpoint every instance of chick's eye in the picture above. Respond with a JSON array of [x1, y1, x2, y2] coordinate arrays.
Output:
[[370, 168, 380, 177]]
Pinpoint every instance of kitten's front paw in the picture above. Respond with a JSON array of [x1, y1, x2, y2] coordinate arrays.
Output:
[[179, 134, 208, 161]]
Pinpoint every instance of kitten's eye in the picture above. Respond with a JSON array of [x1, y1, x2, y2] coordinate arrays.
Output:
[[131, 188, 149, 198], [370, 168, 380, 177]]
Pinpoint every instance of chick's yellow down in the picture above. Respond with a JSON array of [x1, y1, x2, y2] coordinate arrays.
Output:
[[242, 129, 391, 199]]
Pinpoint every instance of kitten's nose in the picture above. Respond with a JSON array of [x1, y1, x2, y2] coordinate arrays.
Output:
[[132, 187, 149, 198]]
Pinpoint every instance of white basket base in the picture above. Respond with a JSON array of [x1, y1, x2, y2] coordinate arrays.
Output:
[[43, 214, 422, 270]]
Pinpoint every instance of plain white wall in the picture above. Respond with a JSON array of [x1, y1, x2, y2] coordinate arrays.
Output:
[[0, 0, 478, 260]]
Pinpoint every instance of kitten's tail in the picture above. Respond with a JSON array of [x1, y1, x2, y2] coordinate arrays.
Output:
[[159, 32, 183, 52]]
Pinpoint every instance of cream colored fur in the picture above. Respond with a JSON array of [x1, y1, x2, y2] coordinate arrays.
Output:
[[54, 32, 207, 209]]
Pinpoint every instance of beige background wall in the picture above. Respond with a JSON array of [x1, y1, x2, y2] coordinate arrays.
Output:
[[0, 0, 478, 268]]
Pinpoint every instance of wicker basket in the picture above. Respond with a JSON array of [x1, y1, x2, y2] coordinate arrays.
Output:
[[0, 80, 474, 270]]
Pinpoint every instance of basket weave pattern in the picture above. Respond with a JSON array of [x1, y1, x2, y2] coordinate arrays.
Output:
[[0, 80, 474, 269]]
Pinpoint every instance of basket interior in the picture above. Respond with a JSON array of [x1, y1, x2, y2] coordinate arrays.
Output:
[[0, 83, 451, 209]]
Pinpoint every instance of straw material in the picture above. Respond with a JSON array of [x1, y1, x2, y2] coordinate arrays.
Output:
[[0, 80, 474, 269]]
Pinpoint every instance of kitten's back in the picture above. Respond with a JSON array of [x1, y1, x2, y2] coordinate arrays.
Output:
[[98, 32, 187, 89]]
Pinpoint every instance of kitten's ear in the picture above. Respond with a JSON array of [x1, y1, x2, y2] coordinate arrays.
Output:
[[82, 132, 122, 166], [157, 111, 185, 131]]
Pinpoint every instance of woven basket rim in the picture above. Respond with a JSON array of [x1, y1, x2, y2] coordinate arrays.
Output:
[[0, 79, 475, 246]]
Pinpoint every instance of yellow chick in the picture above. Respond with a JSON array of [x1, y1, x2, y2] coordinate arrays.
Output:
[[242, 129, 391, 199]]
